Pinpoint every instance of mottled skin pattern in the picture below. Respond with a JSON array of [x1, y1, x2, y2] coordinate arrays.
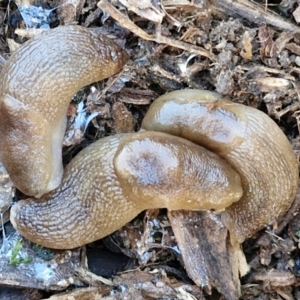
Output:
[[11, 135, 140, 248], [0, 25, 129, 197], [142, 89, 299, 244], [11, 132, 243, 249]]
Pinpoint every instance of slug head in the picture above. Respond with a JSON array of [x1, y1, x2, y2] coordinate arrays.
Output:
[[114, 131, 243, 211], [0, 94, 58, 196], [142, 89, 248, 156]]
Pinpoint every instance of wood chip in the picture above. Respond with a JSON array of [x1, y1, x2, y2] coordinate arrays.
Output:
[[286, 43, 300, 56], [254, 270, 295, 288], [254, 77, 291, 93], [168, 210, 243, 299], [117, 88, 157, 105]]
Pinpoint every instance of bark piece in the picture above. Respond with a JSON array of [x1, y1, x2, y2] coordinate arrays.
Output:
[[168, 210, 243, 299]]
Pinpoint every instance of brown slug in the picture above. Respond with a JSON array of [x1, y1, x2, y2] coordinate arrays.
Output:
[[142, 89, 299, 243], [10, 131, 244, 249], [0, 25, 129, 197], [9, 88, 298, 249]]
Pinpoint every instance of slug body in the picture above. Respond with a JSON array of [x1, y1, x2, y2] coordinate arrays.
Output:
[[0, 25, 129, 197], [142, 89, 299, 243], [11, 131, 243, 249]]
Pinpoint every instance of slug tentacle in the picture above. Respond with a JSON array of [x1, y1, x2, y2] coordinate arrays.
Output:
[[0, 25, 129, 197]]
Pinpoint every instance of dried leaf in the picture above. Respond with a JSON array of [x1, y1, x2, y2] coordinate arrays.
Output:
[[119, 0, 164, 23]]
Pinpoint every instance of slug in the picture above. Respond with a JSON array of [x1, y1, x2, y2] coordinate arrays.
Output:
[[142, 89, 299, 243], [10, 90, 298, 249], [0, 25, 129, 197], [11, 131, 244, 249]]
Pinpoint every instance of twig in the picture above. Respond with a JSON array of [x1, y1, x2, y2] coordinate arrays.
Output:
[[211, 0, 300, 33], [97, 0, 215, 60]]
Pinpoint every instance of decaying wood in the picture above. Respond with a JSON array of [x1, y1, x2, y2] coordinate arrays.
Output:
[[168, 210, 243, 299]]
